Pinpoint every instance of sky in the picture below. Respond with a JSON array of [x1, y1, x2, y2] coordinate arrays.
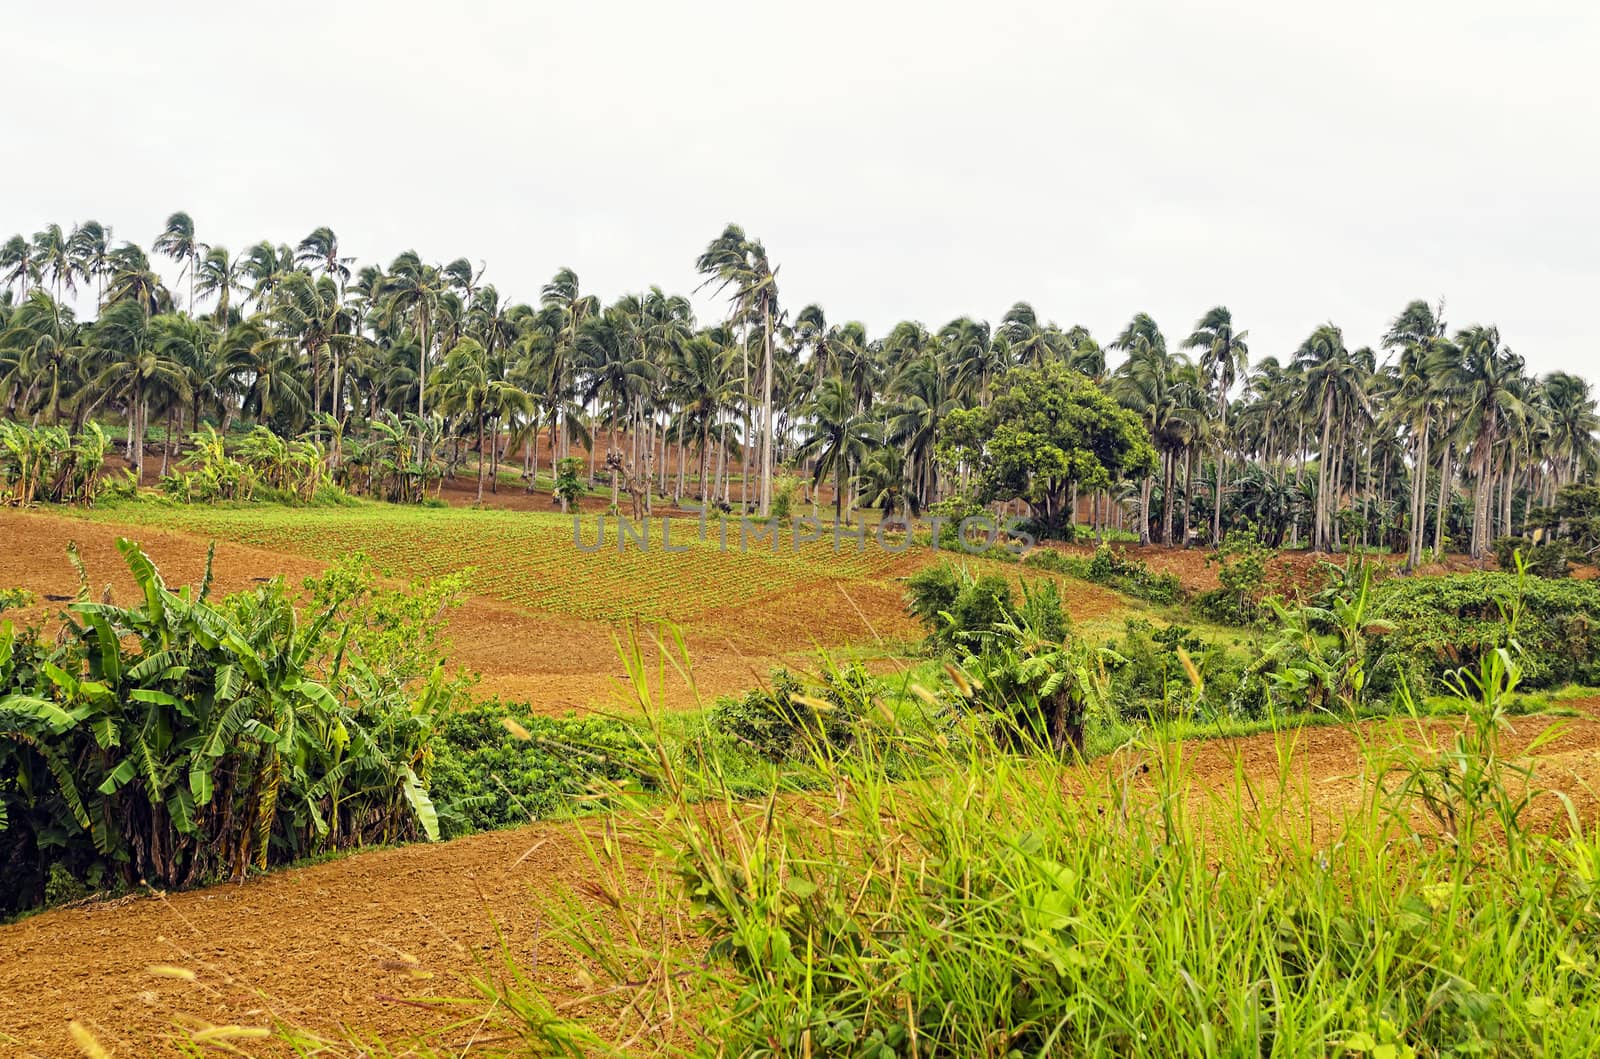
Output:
[[3, 0, 1596, 376]]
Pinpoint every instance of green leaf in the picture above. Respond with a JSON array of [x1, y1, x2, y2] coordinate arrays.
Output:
[[402, 765, 440, 841]]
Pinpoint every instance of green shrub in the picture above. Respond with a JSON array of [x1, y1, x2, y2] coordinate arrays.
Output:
[[1026, 544, 1185, 606], [709, 662, 876, 763], [1194, 529, 1275, 625], [428, 701, 642, 836], [1372, 572, 1600, 690], [1493, 536, 1571, 578], [904, 564, 1016, 649]]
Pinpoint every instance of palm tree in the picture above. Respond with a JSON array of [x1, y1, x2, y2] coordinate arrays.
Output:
[[1451, 325, 1529, 558], [273, 271, 359, 418], [1382, 300, 1450, 566], [1111, 313, 1176, 543], [153, 211, 205, 311], [68, 221, 115, 302], [856, 446, 911, 524], [295, 227, 353, 290], [243, 242, 296, 310], [697, 224, 779, 515], [1295, 323, 1369, 552], [1182, 306, 1248, 544], [104, 245, 170, 316], [89, 301, 191, 476], [998, 302, 1061, 368], [216, 318, 311, 430], [1, 235, 39, 298], [1539, 371, 1600, 491], [538, 268, 598, 466], [0, 290, 83, 423], [796, 375, 877, 524], [32, 224, 75, 300], [195, 247, 249, 325], [381, 251, 447, 418]]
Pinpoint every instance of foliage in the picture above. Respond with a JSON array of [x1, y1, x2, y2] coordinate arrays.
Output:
[[427, 700, 643, 837], [709, 661, 877, 763], [941, 361, 1156, 538], [1263, 558, 1395, 713], [903, 563, 1018, 650], [1194, 527, 1277, 624], [0, 421, 107, 505], [1527, 482, 1600, 558], [954, 616, 1115, 755], [161, 424, 331, 504], [553, 455, 586, 509], [1493, 535, 1571, 578], [1370, 568, 1600, 690], [0, 543, 461, 916], [1025, 543, 1185, 605], [1108, 618, 1265, 721]]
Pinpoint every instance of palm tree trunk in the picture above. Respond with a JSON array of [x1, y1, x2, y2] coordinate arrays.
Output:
[[417, 312, 429, 418], [1434, 440, 1452, 556], [760, 301, 774, 516], [475, 416, 486, 501]]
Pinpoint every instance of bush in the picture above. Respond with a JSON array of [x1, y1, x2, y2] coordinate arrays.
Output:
[[903, 563, 1068, 652], [1109, 619, 1265, 722], [1194, 529, 1276, 625], [428, 701, 642, 837], [1372, 572, 1600, 689], [1493, 536, 1571, 578], [709, 662, 877, 763], [1025, 544, 1184, 606]]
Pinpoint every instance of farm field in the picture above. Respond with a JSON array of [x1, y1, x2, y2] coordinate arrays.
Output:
[[2, 503, 1167, 712], [3, 700, 1598, 1056]]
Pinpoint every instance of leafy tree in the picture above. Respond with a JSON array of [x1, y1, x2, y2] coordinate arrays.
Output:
[[944, 361, 1155, 538]]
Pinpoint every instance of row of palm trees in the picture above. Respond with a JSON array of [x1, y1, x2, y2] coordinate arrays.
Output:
[[4, 213, 1597, 557]]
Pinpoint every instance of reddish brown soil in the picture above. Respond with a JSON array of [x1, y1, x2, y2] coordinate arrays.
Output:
[[3, 704, 1597, 1057], [0, 509, 914, 713]]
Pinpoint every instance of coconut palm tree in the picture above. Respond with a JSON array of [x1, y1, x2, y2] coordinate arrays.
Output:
[[697, 224, 779, 515], [32, 224, 75, 300], [153, 211, 205, 311], [538, 268, 599, 466], [1382, 300, 1450, 566], [1450, 325, 1530, 558], [1111, 313, 1177, 543], [1182, 306, 1249, 544], [1295, 323, 1369, 552], [89, 301, 191, 475], [295, 227, 353, 290], [796, 375, 878, 525], [216, 318, 311, 431], [68, 221, 115, 302], [195, 247, 249, 325], [1, 235, 39, 298], [381, 251, 447, 418], [243, 242, 296, 310]]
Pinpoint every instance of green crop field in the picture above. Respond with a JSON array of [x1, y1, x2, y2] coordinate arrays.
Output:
[[70, 503, 923, 623]]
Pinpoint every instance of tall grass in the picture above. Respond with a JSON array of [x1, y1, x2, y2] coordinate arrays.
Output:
[[276, 624, 1600, 1057]]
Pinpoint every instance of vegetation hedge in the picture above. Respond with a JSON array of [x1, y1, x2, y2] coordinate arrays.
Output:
[[428, 701, 642, 837], [1372, 572, 1600, 689]]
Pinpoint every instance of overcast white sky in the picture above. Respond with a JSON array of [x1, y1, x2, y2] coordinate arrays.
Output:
[[4, 1, 1595, 375]]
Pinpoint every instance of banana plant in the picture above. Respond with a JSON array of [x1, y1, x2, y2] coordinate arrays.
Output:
[[2, 538, 447, 913]]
